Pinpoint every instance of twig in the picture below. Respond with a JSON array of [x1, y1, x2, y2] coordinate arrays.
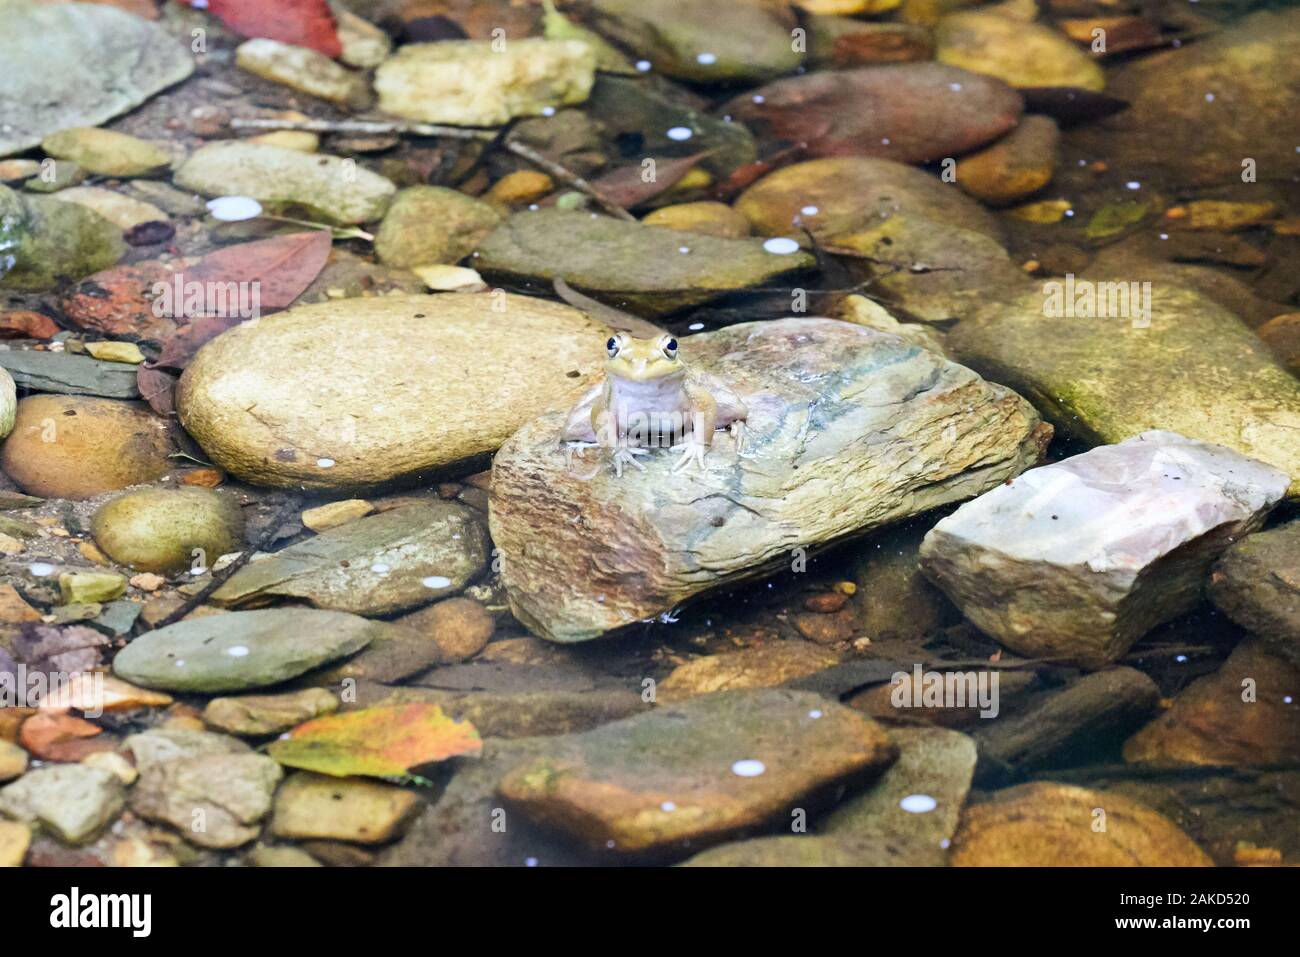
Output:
[[228, 117, 636, 221], [140, 494, 303, 632]]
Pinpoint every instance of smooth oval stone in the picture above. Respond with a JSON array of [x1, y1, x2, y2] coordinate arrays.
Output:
[[40, 128, 170, 177], [174, 142, 396, 225], [954, 114, 1060, 205], [0, 396, 175, 500], [1071, 8, 1300, 185], [641, 201, 752, 239], [935, 10, 1105, 91], [473, 209, 815, 316], [373, 186, 503, 267], [588, 0, 803, 84], [722, 63, 1022, 163], [176, 293, 609, 489], [951, 782, 1211, 866], [49, 186, 169, 231], [735, 156, 1002, 242], [235, 38, 372, 109], [0, 3, 193, 158], [112, 609, 385, 693], [91, 488, 246, 575]]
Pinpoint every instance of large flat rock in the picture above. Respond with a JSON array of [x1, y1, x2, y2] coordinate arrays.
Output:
[[920, 431, 1289, 669], [176, 293, 609, 490], [497, 689, 897, 859], [948, 285, 1300, 497], [0, 2, 193, 158], [491, 317, 1049, 642]]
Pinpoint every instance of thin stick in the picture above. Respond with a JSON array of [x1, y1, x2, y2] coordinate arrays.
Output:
[[141, 494, 302, 632], [229, 117, 636, 221]]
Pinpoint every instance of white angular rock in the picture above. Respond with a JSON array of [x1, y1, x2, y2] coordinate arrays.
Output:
[[374, 38, 596, 126], [919, 431, 1291, 668]]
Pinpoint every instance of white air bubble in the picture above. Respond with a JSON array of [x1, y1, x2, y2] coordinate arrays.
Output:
[[423, 576, 452, 589], [29, 563, 56, 578], [666, 126, 693, 142], [226, 646, 250, 658], [317, 458, 335, 468], [206, 196, 263, 222], [762, 237, 800, 255], [900, 794, 937, 813], [731, 759, 766, 778]]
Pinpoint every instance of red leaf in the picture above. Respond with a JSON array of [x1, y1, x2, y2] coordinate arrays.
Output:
[[181, 0, 342, 57], [153, 316, 244, 371], [582, 152, 713, 210], [137, 366, 179, 416], [182, 230, 332, 312]]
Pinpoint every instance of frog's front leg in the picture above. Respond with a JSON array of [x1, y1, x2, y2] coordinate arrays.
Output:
[[671, 386, 718, 475], [592, 396, 646, 477]]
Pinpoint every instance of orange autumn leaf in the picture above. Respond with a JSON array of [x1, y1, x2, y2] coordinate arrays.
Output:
[[268, 704, 482, 778]]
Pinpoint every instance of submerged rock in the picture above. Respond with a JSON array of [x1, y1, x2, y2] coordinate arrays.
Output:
[[131, 753, 282, 849], [680, 833, 935, 866], [736, 156, 1002, 244], [375, 39, 595, 126], [112, 609, 384, 693], [0, 396, 175, 500], [203, 687, 340, 737], [948, 286, 1300, 497], [175, 142, 396, 225], [1071, 8, 1300, 185], [722, 63, 1022, 163], [921, 432, 1289, 669], [0, 186, 125, 291], [1210, 522, 1300, 666], [271, 772, 421, 844], [91, 488, 245, 575], [658, 643, 841, 703], [374, 186, 503, 267], [176, 293, 608, 490], [951, 782, 1211, 866], [0, 764, 124, 845], [587, 0, 802, 84], [0, 350, 140, 398], [935, 10, 1104, 91], [210, 502, 488, 615], [954, 115, 1059, 205], [1123, 642, 1300, 766], [474, 209, 814, 316], [235, 38, 371, 109], [497, 689, 896, 858], [40, 128, 170, 178], [0, 2, 193, 157], [823, 726, 977, 858], [494, 317, 1046, 642]]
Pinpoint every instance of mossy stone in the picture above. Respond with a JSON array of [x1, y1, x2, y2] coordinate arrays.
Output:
[[91, 488, 246, 575]]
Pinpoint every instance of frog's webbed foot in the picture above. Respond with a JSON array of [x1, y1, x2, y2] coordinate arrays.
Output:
[[610, 446, 648, 477], [671, 440, 710, 475], [729, 419, 747, 454]]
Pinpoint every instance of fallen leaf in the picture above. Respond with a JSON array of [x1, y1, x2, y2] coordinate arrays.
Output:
[[181, 230, 332, 312], [268, 703, 482, 778], [153, 316, 245, 371], [0, 310, 60, 339], [581, 153, 711, 210], [182, 0, 342, 58], [39, 674, 173, 713], [19, 711, 105, 762], [1018, 87, 1129, 127], [13, 623, 111, 676], [136, 366, 178, 416]]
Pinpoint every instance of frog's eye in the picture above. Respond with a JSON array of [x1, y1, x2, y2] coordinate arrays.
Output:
[[662, 337, 678, 359], [606, 336, 620, 358]]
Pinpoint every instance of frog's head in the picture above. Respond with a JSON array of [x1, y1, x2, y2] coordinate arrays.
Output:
[[605, 333, 681, 382]]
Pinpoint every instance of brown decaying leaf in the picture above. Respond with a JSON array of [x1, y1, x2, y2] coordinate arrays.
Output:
[[1059, 17, 1166, 56], [580, 152, 712, 210], [137, 366, 178, 416], [19, 712, 105, 762], [13, 623, 111, 676]]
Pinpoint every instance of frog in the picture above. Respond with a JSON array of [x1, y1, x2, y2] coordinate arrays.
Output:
[[562, 330, 749, 476]]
